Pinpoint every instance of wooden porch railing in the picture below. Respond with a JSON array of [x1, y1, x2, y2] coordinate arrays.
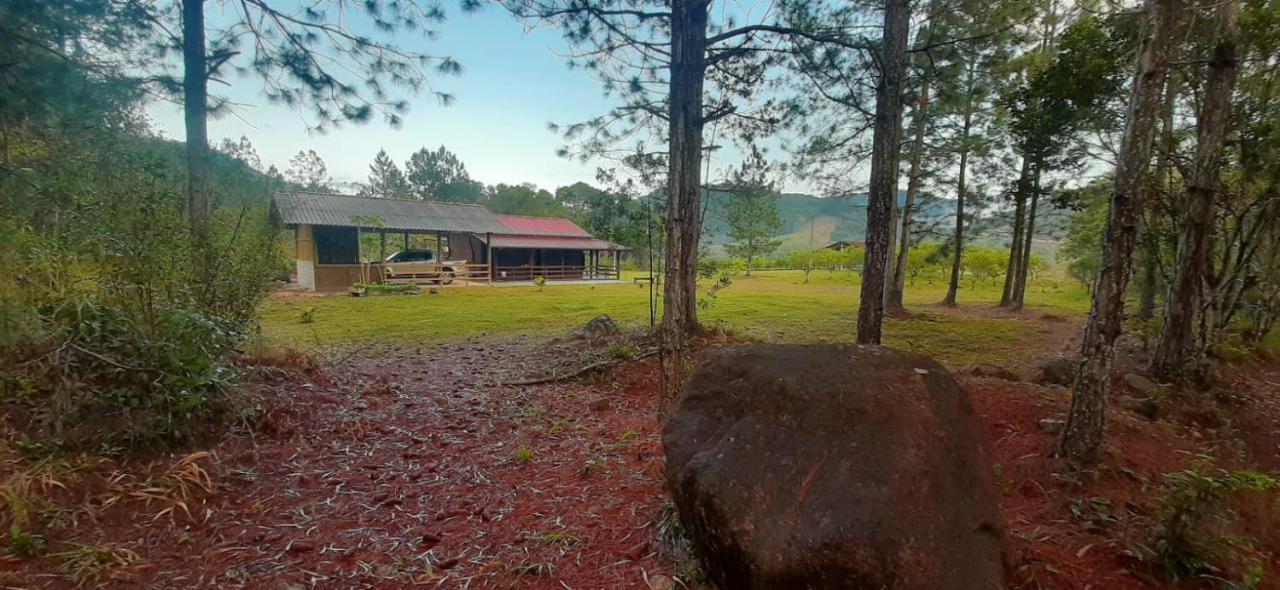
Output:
[[379, 262, 622, 285], [381, 262, 491, 285], [493, 264, 620, 281]]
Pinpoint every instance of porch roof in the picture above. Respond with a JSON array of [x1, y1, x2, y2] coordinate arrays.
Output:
[[274, 191, 510, 234], [486, 234, 628, 251]]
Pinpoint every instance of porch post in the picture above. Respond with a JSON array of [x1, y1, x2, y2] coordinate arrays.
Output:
[[486, 232, 493, 282], [403, 232, 409, 250], [379, 230, 387, 261], [614, 250, 620, 280]]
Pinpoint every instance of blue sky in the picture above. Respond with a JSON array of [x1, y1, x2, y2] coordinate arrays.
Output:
[[148, 6, 631, 190], [144, 5, 769, 192]]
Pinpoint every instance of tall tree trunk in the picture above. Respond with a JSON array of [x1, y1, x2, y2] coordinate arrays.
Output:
[[1151, 0, 1239, 383], [1137, 236, 1159, 320], [1000, 161, 1031, 307], [1141, 68, 1179, 321], [943, 65, 976, 307], [942, 158, 966, 306], [884, 184, 899, 305], [888, 76, 932, 310], [182, 0, 211, 284], [660, 0, 709, 402], [1058, 0, 1178, 462], [1010, 170, 1041, 310], [856, 0, 911, 344]]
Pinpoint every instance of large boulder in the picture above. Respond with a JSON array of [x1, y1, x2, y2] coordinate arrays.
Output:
[[968, 362, 1021, 381], [579, 314, 621, 339], [1121, 372, 1159, 395], [1039, 357, 1078, 387], [664, 344, 1007, 590]]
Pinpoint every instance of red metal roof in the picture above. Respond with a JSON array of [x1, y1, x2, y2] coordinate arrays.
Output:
[[483, 214, 628, 250], [487, 235, 626, 251], [495, 214, 592, 237]]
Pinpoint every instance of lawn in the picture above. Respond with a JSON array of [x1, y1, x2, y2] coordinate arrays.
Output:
[[260, 269, 1091, 367]]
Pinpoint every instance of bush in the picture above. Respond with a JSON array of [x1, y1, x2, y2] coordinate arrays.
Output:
[[0, 132, 282, 451], [697, 257, 724, 279], [1139, 463, 1280, 584]]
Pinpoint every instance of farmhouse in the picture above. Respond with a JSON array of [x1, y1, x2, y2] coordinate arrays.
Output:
[[273, 191, 627, 291]]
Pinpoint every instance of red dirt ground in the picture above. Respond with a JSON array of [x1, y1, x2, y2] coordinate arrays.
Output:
[[4, 315, 1280, 589], [2, 337, 671, 589], [965, 319, 1280, 589]]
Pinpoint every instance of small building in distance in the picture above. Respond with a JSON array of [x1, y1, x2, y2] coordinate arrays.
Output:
[[273, 191, 627, 291], [825, 240, 866, 251]]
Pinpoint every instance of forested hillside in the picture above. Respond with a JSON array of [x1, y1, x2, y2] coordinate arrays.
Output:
[[699, 190, 1070, 256]]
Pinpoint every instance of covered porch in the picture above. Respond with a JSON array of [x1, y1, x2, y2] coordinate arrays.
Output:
[[485, 235, 624, 282]]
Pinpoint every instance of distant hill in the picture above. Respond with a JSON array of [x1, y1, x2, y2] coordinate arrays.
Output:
[[135, 137, 290, 205], [701, 191, 954, 255], [700, 190, 1071, 257]]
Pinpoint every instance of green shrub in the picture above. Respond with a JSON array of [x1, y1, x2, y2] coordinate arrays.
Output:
[[607, 342, 638, 360], [0, 135, 281, 452], [1139, 463, 1280, 583], [7, 524, 45, 558], [353, 282, 419, 294], [697, 271, 735, 311]]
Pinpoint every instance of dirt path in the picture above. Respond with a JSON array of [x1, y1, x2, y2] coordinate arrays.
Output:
[[3, 338, 671, 589]]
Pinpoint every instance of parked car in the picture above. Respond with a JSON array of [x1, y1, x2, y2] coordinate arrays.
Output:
[[380, 249, 463, 285]]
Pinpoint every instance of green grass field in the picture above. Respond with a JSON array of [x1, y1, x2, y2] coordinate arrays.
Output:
[[260, 269, 1092, 367]]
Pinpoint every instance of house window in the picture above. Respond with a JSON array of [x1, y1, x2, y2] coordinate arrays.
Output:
[[315, 226, 359, 264]]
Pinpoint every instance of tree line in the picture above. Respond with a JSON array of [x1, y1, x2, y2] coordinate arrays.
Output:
[[498, 0, 1280, 462]]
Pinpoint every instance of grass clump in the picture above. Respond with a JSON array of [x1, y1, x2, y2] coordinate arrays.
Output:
[[8, 524, 46, 558], [531, 532, 582, 546], [52, 543, 140, 584], [514, 446, 535, 464]]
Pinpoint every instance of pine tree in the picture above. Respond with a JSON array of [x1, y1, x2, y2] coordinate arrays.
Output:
[[856, 0, 911, 345], [217, 136, 262, 172], [285, 150, 330, 192], [362, 149, 410, 199], [999, 10, 1131, 310], [1058, 0, 1180, 462], [1151, 0, 1240, 383], [722, 149, 784, 276], [405, 145, 483, 202]]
